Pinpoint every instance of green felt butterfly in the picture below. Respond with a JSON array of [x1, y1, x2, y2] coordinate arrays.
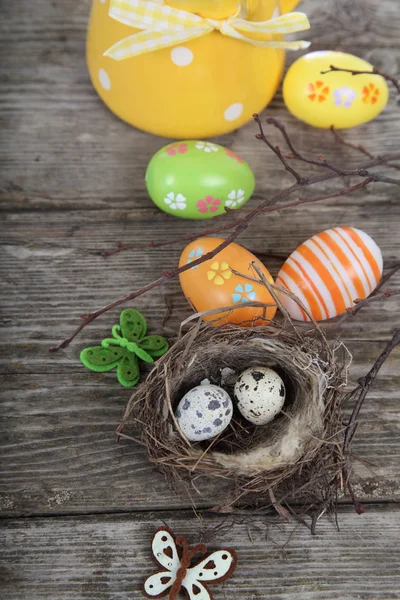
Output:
[[80, 309, 168, 388]]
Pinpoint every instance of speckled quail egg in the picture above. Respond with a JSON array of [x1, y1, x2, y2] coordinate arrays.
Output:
[[234, 367, 286, 426], [175, 384, 233, 442]]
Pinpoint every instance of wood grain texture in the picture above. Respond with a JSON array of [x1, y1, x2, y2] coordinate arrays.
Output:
[[0, 0, 399, 523], [1, 0, 400, 212], [1, 1, 400, 598], [0, 209, 399, 360], [0, 335, 398, 516], [1, 506, 400, 599]]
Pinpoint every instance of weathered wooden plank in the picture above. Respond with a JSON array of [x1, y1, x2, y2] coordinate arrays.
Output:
[[0, 217, 399, 516], [1, 506, 400, 599], [0, 209, 399, 368], [0, 0, 399, 526], [1, 0, 400, 212], [0, 332, 398, 517], [0, 372, 226, 516]]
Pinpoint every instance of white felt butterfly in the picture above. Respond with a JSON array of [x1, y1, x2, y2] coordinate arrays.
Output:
[[143, 527, 237, 600]]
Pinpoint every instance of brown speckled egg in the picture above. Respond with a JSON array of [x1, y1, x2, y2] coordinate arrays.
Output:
[[234, 367, 285, 425]]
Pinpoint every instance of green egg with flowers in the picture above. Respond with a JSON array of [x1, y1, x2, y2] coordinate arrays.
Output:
[[145, 140, 255, 220]]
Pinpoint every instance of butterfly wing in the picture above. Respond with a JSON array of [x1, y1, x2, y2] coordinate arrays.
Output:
[[120, 309, 147, 343], [183, 550, 237, 592], [140, 335, 169, 358], [143, 570, 176, 598], [116, 352, 140, 388], [181, 579, 212, 600], [151, 528, 181, 571], [143, 528, 181, 598], [80, 346, 126, 372], [133, 345, 154, 364]]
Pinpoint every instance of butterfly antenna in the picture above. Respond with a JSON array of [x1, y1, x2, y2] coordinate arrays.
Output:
[[189, 543, 208, 560], [112, 325, 122, 340], [175, 535, 189, 561]]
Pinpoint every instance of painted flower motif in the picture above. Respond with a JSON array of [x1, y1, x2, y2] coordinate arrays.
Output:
[[207, 261, 232, 286], [363, 82, 381, 104], [225, 189, 246, 209], [232, 284, 257, 304], [197, 195, 221, 214], [164, 192, 186, 210], [225, 149, 244, 163], [307, 80, 330, 103], [333, 86, 356, 108], [166, 142, 188, 156], [187, 248, 204, 269], [195, 142, 219, 153]]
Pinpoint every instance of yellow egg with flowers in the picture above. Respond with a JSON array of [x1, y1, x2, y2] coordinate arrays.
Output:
[[283, 51, 389, 129]]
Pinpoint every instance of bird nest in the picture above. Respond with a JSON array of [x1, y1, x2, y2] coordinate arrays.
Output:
[[118, 303, 352, 515]]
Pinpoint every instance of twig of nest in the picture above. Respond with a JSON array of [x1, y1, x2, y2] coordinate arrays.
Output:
[[118, 279, 355, 519]]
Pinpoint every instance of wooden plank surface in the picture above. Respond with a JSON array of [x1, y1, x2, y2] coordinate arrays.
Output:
[[1, 0, 400, 597], [1, 0, 400, 213], [1, 0, 400, 516], [0, 339, 399, 516], [1, 506, 400, 599]]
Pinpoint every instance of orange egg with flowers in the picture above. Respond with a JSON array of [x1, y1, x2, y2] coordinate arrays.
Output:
[[179, 237, 277, 325], [276, 227, 383, 321]]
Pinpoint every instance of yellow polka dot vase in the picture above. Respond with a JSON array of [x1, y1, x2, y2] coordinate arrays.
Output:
[[86, 0, 309, 138]]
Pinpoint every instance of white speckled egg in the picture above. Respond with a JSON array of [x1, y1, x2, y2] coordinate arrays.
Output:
[[175, 384, 233, 442], [234, 367, 285, 426]]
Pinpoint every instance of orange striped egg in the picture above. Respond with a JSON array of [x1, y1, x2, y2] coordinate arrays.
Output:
[[276, 227, 383, 321]]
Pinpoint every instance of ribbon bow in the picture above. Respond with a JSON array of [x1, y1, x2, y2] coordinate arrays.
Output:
[[104, 0, 310, 61]]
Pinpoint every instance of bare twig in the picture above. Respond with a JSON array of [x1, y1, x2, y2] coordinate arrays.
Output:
[[342, 469, 366, 515], [101, 177, 376, 256], [374, 263, 400, 292], [162, 294, 175, 328], [265, 117, 400, 185], [347, 290, 400, 314], [320, 64, 400, 94], [330, 126, 374, 159], [225, 178, 375, 214], [310, 497, 331, 535], [50, 225, 248, 351], [51, 182, 374, 351], [278, 178, 374, 204], [102, 122, 400, 258], [268, 488, 291, 522], [253, 114, 308, 184], [330, 126, 400, 170], [343, 329, 400, 452], [51, 117, 400, 351], [335, 264, 400, 325]]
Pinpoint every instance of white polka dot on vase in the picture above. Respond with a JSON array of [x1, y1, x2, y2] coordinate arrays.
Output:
[[100, 0, 106, 4], [98, 68, 111, 91], [170, 46, 194, 67], [224, 102, 244, 121]]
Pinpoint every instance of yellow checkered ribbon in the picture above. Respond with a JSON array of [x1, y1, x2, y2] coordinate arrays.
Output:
[[104, 0, 311, 61]]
